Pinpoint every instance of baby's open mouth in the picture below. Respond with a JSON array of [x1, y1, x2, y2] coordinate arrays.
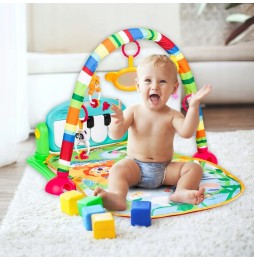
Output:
[[149, 94, 160, 104]]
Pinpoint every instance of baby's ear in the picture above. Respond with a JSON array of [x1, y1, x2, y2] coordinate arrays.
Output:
[[172, 80, 179, 94]]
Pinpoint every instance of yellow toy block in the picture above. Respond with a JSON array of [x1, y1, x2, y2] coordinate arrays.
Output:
[[92, 212, 116, 239], [60, 190, 84, 216]]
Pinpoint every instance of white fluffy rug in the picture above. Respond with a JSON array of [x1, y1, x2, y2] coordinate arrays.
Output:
[[0, 130, 254, 257]]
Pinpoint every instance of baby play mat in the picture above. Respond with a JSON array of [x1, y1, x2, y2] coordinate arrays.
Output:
[[46, 142, 244, 218]]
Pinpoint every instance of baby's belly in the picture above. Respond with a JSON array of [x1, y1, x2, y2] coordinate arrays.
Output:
[[127, 139, 173, 162]]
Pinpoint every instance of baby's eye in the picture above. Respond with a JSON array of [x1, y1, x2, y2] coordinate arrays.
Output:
[[144, 79, 151, 83], [160, 80, 167, 84]]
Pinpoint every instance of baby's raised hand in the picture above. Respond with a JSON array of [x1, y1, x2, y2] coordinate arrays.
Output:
[[111, 102, 124, 124], [188, 84, 212, 108]]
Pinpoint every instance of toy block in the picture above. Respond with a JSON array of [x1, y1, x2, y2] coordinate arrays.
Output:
[[82, 204, 106, 231], [92, 212, 116, 239], [60, 190, 84, 216], [77, 196, 103, 216], [131, 200, 151, 227]]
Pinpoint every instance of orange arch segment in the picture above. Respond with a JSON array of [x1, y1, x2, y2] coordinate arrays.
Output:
[[66, 107, 80, 125], [196, 130, 206, 139], [102, 38, 117, 53], [178, 58, 191, 74]]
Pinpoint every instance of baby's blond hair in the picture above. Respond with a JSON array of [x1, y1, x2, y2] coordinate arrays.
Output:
[[137, 54, 178, 81]]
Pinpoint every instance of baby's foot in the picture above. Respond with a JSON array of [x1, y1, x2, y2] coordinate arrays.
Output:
[[93, 187, 127, 211], [169, 187, 205, 205]]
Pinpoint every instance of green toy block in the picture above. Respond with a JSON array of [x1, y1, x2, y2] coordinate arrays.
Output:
[[77, 196, 103, 216]]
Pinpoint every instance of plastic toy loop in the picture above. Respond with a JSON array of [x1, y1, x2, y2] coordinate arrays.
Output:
[[122, 40, 140, 58], [182, 94, 192, 112], [80, 104, 89, 123]]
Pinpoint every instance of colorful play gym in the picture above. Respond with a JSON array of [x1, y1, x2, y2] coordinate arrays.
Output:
[[27, 28, 244, 239]]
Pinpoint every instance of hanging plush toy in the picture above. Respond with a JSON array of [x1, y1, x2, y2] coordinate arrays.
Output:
[[88, 73, 101, 108]]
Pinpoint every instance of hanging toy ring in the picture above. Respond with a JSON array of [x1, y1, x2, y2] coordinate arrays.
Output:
[[81, 104, 89, 123], [122, 40, 140, 58], [182, 94, 192, 112]]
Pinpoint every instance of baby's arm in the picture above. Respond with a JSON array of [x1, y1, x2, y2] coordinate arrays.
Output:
[[109, 102, 134, 140], [173, 85, 211, 138]]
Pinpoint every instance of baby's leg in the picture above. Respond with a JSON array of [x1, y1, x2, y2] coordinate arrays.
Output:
[[94, 158, 140, 211], [163, 162, 205, 205]]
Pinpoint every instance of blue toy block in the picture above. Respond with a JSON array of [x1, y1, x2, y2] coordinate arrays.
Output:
[[82, 204, 106, 231], [131, 200, 151, 227]]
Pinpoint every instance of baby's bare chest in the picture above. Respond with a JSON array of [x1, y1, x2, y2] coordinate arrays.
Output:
[[132, 114, 174, 136]]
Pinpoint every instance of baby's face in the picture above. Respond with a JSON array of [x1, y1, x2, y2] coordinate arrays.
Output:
[[136, 62, 178, 111]]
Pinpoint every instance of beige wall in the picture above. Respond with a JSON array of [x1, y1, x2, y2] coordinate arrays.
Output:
[[27, 3, 181, 53], [180, 3, 254, 46]]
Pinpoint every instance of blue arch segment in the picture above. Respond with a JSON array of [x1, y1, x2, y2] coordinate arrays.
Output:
[[129, 28, 144, 41]]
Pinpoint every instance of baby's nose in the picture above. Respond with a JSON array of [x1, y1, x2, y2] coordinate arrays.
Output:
[[151, 83, 158, 90]]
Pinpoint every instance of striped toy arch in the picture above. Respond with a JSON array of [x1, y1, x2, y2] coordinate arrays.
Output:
[[45, 28, 216, 196]]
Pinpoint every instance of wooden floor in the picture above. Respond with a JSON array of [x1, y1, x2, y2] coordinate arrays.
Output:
[[201, 104, 254, 131], [0, 104, 254, 223]]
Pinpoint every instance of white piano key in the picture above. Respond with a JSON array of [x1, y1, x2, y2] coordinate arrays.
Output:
[[90, 115, 108, 143]]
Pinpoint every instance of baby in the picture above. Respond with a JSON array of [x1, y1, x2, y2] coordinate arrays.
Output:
[[94, 54, 211, 211]]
